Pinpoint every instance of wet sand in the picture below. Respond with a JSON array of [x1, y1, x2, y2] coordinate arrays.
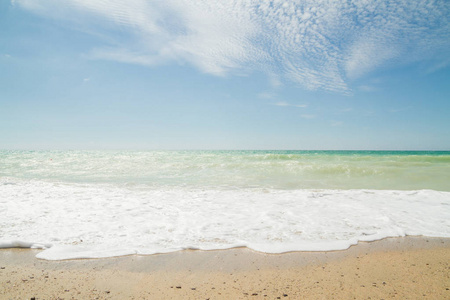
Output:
[[1, 236, 449, 299]]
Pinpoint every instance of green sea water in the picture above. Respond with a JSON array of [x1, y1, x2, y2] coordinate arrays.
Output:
[[1, 150, 449, 191], [1, 150, 450, 260]]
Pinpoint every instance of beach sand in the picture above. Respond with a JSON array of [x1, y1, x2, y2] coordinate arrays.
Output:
[[1, 236, 449, 299]]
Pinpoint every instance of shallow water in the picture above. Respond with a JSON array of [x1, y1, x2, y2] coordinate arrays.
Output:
[[1, 150, 449, 260], [1, 150, 449, 190]]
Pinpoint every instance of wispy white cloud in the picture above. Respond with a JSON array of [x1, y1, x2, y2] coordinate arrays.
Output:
[[258, 92, 275, 99], [294, 104, 308, 108], [358, 85, 377, 92], [300, 114, 316, 119], [331, 121, 343, 127], [388, 107, 412, 113], [425, 59, 450, 74], [273, 101, 290, 107], [272, 101, 307, 108], [258, 92, 308, 107], [14, 0, 450, 93]]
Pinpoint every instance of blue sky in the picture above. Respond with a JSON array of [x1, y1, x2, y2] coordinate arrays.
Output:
[[1, 0, 449, 150]]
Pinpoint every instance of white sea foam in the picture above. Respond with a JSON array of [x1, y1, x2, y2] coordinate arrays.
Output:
[[1, 178, 449, 260]]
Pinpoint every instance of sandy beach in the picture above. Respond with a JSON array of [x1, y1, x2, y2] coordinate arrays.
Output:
[[3, 0, 450, 298], [0, 236, 449, 299]]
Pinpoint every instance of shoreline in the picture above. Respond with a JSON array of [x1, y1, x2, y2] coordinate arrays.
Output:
[[1, 236, 449, 299]]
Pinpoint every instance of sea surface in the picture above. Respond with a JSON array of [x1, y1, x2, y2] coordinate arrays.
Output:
[[1, 150, 449, 260]]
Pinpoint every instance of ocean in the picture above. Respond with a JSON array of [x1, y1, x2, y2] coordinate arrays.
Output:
[[1, 150, 449, 260]]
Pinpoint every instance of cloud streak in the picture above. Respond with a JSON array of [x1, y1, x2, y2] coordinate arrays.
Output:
[[14, 0, 450, 93], [301, 114, 316, 119], [272, 101, 308, 108]]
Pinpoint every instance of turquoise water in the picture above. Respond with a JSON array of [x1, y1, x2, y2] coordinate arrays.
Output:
[[1, 150, 449, 260], [1, 150, 449, 191]]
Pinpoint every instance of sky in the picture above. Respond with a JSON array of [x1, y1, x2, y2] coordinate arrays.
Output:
[[1, 0, 449, 150]]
